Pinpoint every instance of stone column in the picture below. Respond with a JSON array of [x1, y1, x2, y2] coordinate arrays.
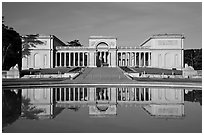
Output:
[[100, 52, 102, 62], [148, 52, 151, 66], [109, 52, 111, 66], [82, 52, 84, 66], [118, 52, 120, 66], [143, 88, 146, 101], [73, 88, 75, 101], [110, 88, 117, 104], [123, 53, 125, 66], [94, 52, 97, 66], [148, 88, 151, 101], [78, 88, 80, 101], [124, 53, 126, 66], [148, 52, 150, 67], [118, 52, 122, 66], [64, 88, 66, 101], [126, 52, 130, 66], [73, 52, 75, 66], [102, 51, 104, 63], [78, 52, 80, 66], [130, 52, 133, 66], [130, 52, 132, 66], [69, 53, 71, 67], [103, 52, 105, 63], [139, 52, 141, 67], [144, 52, 146, 67], [104, 52, 107, 63], [87, 52, 90, 67], [126, 52, 129, 66], [89, 88, 95, 102], [106, 52, 109, 66], [100, 51, 103, 63], [134, 52, 137, 67], [111, 51, 117, 67], [120, 53, 122, 66], [59, 52, 62, 67], [124, 52, 126, 66], [139, 88, 141, 101], [118, 53, 120, 66], [128, 52, 131, 67], [55, 52, 58, 67], [129, 52, 132, 67], [64, 53, 66, 67]]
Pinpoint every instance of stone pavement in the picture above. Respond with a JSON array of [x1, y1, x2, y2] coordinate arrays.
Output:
[[72, 67, 132, 83]]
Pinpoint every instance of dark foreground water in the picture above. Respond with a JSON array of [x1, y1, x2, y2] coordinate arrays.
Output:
[[2, 86, 202, 133]]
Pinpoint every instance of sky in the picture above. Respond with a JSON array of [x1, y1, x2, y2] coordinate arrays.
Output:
[[2, 2, 202, 49]]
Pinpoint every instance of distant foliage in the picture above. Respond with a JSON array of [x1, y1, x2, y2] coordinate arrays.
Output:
[[66, 39, 83, 47], [184, 49, 202, 70]]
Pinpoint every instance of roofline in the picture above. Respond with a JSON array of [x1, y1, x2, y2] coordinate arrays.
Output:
[[140, 34, 185, 46], [140, 37, 152, 46], [51, 35, 66, 46], [89, 36, 117, 40]]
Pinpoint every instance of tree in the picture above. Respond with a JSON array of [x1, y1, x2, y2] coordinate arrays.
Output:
[[2, 90, 21, 128], [21, 97, 44, 119], [2, 17, 44, 70], [66, 39, 83, 47], [21, 34, 44, 58], [184, 49, 202, 70], [2, 17, 22, 70]]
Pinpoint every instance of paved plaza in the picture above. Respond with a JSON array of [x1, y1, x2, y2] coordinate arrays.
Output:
[[68, 67, 132, 83]]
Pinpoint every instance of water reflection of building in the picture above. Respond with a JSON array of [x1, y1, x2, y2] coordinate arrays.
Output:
[[22, 88, 63, 119], [142, 88, 184, 118], [21, 87, 188, 119]]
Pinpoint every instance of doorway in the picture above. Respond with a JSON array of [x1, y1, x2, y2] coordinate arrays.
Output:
[[96, 51, 109, 67]]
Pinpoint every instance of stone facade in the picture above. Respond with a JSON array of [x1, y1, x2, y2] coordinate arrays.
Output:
[[22, 34, 184, 70]]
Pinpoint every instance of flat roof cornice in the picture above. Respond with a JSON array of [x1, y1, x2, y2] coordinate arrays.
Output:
[[140, 33, 185, 46], [89, 36, 117, 39]]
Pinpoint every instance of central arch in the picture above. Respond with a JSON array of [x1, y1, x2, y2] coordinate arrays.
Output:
[[96, 42, 110, 67]]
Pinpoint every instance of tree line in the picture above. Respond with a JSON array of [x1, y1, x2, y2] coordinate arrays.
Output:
[[184, 49, 202, 70]]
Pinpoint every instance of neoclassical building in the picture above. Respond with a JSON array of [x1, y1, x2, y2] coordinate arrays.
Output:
[[22, 34, 184, 70]]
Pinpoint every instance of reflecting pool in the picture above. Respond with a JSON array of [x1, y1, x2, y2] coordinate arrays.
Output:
[[2, 87, 202, 133]]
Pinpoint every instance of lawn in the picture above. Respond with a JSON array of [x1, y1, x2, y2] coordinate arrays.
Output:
[[131, 67, 182, 75], [21, 67, 83, 76]]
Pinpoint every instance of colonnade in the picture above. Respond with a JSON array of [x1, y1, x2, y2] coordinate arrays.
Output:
[[54, 87, 151, 103], [54, 87, 89, 102], [55, 51, 151, 67], [55, 52, 88, 67], [117, 52, 151, 67], [117, 87, 151, 102]]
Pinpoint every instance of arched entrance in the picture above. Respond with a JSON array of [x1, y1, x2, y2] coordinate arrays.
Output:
[[96, 42, 110, 67]]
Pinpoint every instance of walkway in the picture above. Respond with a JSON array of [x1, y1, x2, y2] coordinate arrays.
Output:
[[73, 67, 132, 83]]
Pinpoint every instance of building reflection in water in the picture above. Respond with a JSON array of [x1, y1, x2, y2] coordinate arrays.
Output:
[[20, 87, 201, 119]]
